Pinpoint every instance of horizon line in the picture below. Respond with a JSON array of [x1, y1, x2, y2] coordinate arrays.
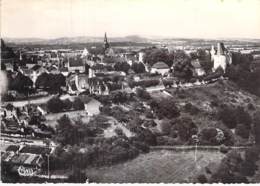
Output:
[[2, 35, 260, 41]]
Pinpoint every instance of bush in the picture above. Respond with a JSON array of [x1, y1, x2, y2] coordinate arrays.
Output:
[[160, 121, 172, 135], [47, 97, 64, 113], [218, 106, 237, 129], [135, 87, 151, 100], [197, 174, 208, 183], [72, 98, 85, 110], [219, 144, 230, 154], [184, 102, 200, 115], [130, 79, 160, 88], [171, 117, 198, 142], [235, 124, 250, 139], [115, 127, 124, 136], [149, 98, 180, 119], [131, 62, 146, 73], [63, 99, 73, 110], [235, 107, 252, 128], [247, 103, 255, 110], [199, 127, 218, 145]]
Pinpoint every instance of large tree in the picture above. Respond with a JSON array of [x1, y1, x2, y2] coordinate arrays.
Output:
[[143, 48, 174, 67], [131, 62, 146, 73], [7, 72, 33, 94], [173, 51, 193, 81], [35, 73, 65, 94]]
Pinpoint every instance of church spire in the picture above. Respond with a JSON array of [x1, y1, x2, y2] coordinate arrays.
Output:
[[104, 32, 110, 51]]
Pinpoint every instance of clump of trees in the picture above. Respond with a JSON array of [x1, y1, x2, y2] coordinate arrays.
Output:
[[218, 105, 252, 139], [173, 51, 194, 82], [35, 72, 66, 94], [6, 72, 33, 94], [128, 79, 160, 88], [135, 87, 151, 100], [47, 97, 85, 113], [157, 117, 198, 145], [143, 48, 174, 67], [226, 53, 260, 97], [184, 102, 200, 115], [209, 147, 260, 183], [114, 61, 130, 74], [199, 127, 234, 146], [131, 62, 146, 73], [149, 98, 180, 119], [49, 114, 153, 173]]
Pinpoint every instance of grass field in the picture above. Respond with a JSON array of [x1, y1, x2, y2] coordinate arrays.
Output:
[[85, 150, 225, 183]]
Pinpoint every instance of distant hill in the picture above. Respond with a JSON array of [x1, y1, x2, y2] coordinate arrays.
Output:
[[3, 36, 260, 46], [3, 35, 149, 45]]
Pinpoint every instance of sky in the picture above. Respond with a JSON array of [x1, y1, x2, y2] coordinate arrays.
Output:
[[1, 0, 260, 39]]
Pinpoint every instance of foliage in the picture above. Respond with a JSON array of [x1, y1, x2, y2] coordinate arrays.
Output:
[[173, 51, 193, 81], [110, 91, 132, 104], [128, 79, 160, 88], [218, 105, 252, 130], [68, 168, 87, 183], [131, 62, 146, 73], [171, 117, 198, 142], [47, 97, 85, 113], [135, 87, 151, 100], [143, 48, 174, 67], [225, 53, 260, 97], [47, 97, 64, 113], [55, 115, 97, 145], [35, 72, 66, 94], [218, 105, 237, 129], [199, 127, 226, 145], [7, 72, 33, 93], [72, 97, 85, 110], [235, 124, 250, 139], [210, 147, 260, 183], [114, 61, 130, 74], [149, 98, 180, 119], [184, 102, 200, 115], [253, 111, 260, 145]]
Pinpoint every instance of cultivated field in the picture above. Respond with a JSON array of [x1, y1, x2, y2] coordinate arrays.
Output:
[[85, 149, 225, 183]]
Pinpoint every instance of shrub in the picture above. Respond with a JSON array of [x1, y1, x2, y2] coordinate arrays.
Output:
[[199, 127, 218, 145], [160, 121, 172, 135], [235, 124, 250, 139], [197, 174, 208, 183], [149, 98, 180, 119], [247, 103, 255, 110], [219, 144, 230, 154], [115, 127, 124, 136], [171, 117, 198, 142], [47, 97, 64, 113], [131, 62, 146, 74], [235, 107, 252, 128], [135, 87, 151, 100], [72, 98, 85, 110], [184, 102, 200, 115], [218, 106, 237, 129], [253, 112, 260, 145], [63, 99, 73, 110]]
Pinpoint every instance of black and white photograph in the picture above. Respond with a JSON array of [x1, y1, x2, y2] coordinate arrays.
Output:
[[1, 0, 260, 184]]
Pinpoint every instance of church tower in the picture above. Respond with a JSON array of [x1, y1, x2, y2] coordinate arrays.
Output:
[[104, 32, 110, 51], [210, 45, 216, 61]]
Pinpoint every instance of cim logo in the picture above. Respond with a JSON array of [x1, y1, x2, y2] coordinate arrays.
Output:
[[18, 166, 37, 177]]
